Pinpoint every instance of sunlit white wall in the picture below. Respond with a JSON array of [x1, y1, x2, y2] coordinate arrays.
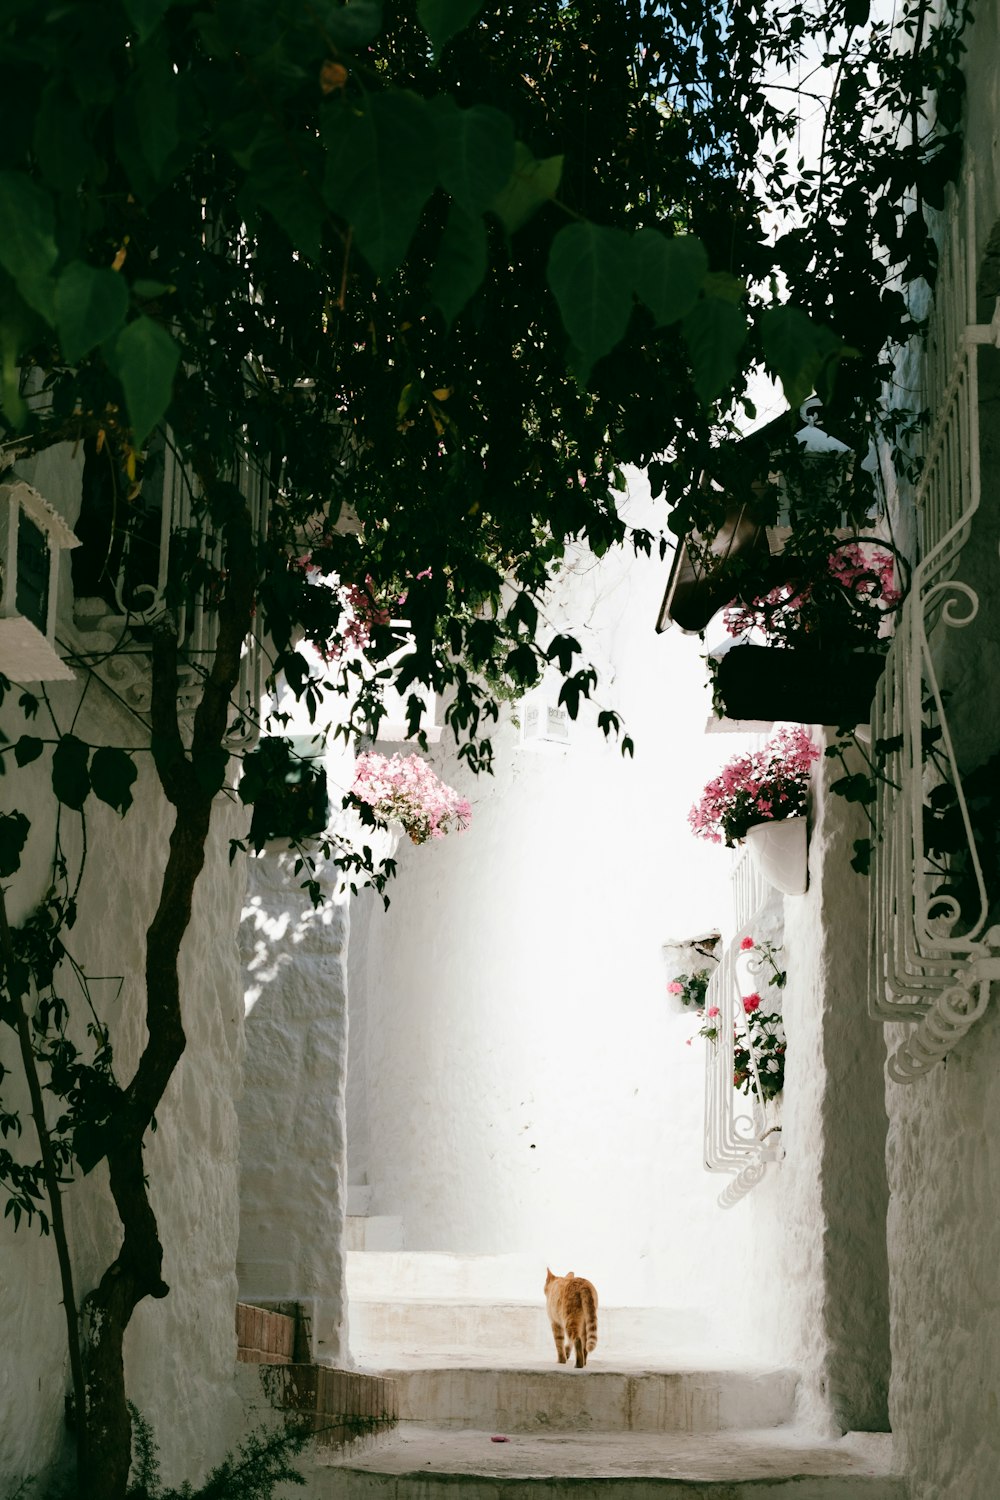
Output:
[[347, 471, 765, 1341]]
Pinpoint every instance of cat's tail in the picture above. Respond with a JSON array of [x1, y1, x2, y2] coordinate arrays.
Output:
[[586, 1292, 598, 1352]]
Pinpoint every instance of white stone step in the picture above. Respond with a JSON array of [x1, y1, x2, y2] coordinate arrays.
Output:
[[345, 1216, 406, 1252], [349, 1297, 717, 1362], [319, 1424, 905, 1497], [368, 1363, 798, 1434], [347, 1249, 549, 1302]]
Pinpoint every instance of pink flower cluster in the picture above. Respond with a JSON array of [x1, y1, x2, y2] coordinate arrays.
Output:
[[688, 726, 819, 847], [352, 752, 472, 845], [828, 542, 901, 608], [323, 577, 390, 660], [723, 581, 807, 643], [723, 543, 901, 644]]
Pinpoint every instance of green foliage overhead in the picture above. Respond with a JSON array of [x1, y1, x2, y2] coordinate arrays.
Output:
[[0, 0, 968, 765], [55, 262, 130, 366]]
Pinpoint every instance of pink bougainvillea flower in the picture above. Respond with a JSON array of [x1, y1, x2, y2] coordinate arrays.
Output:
[[723, 543, 900, 645], [740, 936, 755, 951], [352, 751, 471, 844], [743, 993, 762, 1013], [667, 981, 684, 995]]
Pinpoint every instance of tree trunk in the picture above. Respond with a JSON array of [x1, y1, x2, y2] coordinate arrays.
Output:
[[74, 499, 255, 1500]]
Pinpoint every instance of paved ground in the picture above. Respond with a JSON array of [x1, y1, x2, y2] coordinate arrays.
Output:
[[323, 1424, 900, 1483]]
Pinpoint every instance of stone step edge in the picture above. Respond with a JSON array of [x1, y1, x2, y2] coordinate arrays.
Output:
[[363, 1362, 798, 1379]]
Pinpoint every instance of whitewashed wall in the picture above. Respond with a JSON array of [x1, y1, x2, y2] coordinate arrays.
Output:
[[236, 664, 364, 1369], [0, 444, 247, 1494], [238, 847, 352, 1367], [346, 477, 781, 1346], [748, 753, 890, 1434]]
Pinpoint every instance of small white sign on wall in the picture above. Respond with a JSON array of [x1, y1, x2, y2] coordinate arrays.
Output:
[[518, 689, 571, 750]]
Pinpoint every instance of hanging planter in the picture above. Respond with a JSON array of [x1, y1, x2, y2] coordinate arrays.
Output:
[[713, 643, 887, 728], [689, 726, 819, 848], [744, 816, 809, 896]]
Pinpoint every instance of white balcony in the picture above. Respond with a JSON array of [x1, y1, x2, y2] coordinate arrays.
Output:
[[703, 846, 785, 1208]]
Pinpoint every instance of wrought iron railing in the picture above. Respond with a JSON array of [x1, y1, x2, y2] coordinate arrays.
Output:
[[704, 846, 784, 1207], [869, 169, 1000, 1080]]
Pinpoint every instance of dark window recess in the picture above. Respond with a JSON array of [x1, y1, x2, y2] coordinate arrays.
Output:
[[241, 737, 329, 847], [16, 512, 49, 630], [73, 434, 165, 611]]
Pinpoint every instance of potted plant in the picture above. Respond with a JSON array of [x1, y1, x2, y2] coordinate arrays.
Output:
[[692, 937, 787, 1102], [657, 400, 908, 726], [666, 969, 714, 1011], [688, 726, 820, 892], [711, 539, 906, 726]]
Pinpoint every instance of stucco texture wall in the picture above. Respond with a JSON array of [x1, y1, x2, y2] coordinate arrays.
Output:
[[0, 445, 248, 1493], [239, 845, 352, 1367], [751, 749, 890, 1436]]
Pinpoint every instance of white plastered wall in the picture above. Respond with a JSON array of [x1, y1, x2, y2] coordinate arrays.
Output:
[[236, 669, 363, 1368], [748, 753, 891, 1434], [238, 845, 352, 1366]]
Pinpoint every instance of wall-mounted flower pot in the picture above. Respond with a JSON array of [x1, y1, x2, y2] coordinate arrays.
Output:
[[714, 644, 886, 727], [744, 817, 808, 896]]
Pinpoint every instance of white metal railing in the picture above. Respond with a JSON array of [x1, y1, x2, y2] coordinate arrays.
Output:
[[704, 847, 784, 1206], [869, 170, 1000, 1080], [64, 436, 268, 746], [732, 844, 770, 931]]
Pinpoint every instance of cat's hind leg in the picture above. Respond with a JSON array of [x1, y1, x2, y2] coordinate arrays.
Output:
[[573, 1335, 586, 1368], [551, 1321, 568, 1363]]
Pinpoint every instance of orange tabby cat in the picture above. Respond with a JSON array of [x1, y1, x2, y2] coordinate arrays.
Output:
[[544, 1268, 598, 1368]]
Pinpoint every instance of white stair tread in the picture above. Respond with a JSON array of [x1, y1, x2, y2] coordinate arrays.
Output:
[[322, 1423, 902, 1492], [351, 1362, 798, 1435], [349, 1299, 744, 1366]]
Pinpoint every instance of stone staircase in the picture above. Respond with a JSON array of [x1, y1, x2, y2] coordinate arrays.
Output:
[[316, 1250, 906, 1497]]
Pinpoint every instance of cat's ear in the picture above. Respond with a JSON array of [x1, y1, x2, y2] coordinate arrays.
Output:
[[545, 1267, 553, 1284]]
